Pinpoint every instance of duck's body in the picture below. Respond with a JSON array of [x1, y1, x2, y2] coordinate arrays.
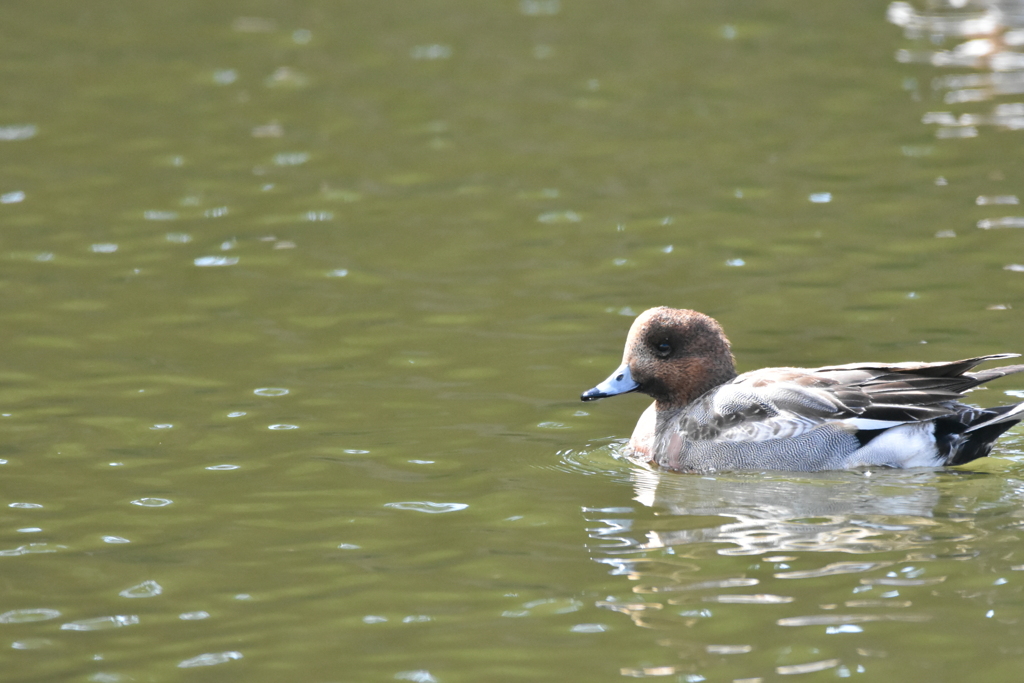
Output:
[[582, 307, 1024, 472]]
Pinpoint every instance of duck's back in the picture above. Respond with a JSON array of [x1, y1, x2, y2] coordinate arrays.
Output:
[[646, 357, 1024, 472]]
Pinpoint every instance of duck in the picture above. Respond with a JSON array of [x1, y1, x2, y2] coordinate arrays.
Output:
[[581, 307, 1024, 472]]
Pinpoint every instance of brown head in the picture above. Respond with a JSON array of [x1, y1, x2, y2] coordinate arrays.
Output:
[[581, 307, 737, 408]]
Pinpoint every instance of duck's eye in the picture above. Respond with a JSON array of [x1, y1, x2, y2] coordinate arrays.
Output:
[[655, 341, 672, 357]]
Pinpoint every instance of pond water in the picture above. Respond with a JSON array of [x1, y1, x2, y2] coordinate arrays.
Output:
[[3, 0, 1024, 681]]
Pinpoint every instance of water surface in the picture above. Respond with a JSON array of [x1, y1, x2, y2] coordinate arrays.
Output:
[[3, 1, 1024, 681]]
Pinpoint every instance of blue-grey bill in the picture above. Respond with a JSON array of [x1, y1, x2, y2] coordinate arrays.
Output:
[[580, 362, 639, 401]]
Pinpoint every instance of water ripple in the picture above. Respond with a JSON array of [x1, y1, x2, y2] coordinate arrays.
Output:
[[703, 594, 794, 604], [131, 498, 172, 507], [0, 124, 37, 140], [254, 387, 289, 396], [60, 615, 139, 631], [635, 577, 759, 594], [706, 644, 752, 654], [384, 501, 468, 514], [549, 442, 633, 481], [0, 543, 66, 556], [119, 580, 163, 598], [778, 613, 931, 626], [0, 608, 61, 623], [177, 651, 243, 668], [179, 611, 209, 620], [194, 256, 238, 267], [859, 575, 945, 586], [395, 671, 438, 683], [776, 561, 893, 579], [776, 658, 841, 675], [11, 639, 52, 650]]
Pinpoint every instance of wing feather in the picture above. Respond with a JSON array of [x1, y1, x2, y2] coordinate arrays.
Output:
[[677, 356, 1024, 443]]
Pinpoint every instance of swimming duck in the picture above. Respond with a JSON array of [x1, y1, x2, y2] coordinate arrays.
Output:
[[581, 307, 1024, 472]]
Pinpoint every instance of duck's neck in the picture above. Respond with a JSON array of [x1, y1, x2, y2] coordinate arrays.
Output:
[[656, 358, 737, 411]]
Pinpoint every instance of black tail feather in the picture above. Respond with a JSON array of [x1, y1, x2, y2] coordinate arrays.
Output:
[[945, 421, 1018, 466], [935, 404, 1024, 466]]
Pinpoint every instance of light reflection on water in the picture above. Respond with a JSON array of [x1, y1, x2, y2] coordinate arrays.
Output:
[[890, 0, 1024, 270], [583, 463, 1024, 679], [891, 0, 1024, 130], [628, 469, 947, 555]]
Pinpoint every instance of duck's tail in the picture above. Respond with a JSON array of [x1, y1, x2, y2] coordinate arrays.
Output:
[[941, 402, 1024, 466], [964, 401, 1024, 433]]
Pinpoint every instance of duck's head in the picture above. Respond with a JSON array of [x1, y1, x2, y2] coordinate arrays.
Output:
[[581, 307, 737, 407]]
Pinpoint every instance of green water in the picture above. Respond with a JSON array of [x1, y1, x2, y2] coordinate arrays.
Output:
[[3, 1, 1024, 680]]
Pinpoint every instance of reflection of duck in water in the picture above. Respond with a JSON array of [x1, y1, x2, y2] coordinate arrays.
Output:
[[619, 467, 943, 556], [582, 307, 1024, 472]]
